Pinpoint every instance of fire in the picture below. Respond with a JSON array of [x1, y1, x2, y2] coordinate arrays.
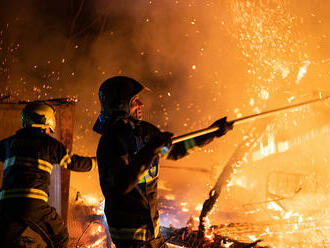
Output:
[[89, 224, 103, 236], [252, 130, 277, 161], [87, 200, 105, 216], [84, 194, 102, 206], [296, 60, 311, 84], [164, 194, 175, 201], [221, 240, 234, 248], [181, 208, 189, 212], [87, 235, 107, 248], [203, 216, 214, 241], [247, 235, 258, 242], [195, 203, 203, 211], [267, 201, 284, 212], [258, 88, 269, 100]]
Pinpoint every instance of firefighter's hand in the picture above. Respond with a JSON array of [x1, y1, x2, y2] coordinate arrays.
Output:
[[210, 117, 233, 137], [149, 131, 173, 154]]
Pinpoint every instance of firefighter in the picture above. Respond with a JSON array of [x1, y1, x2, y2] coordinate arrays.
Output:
[[0, 102, 96, 248], [93, 76, 233, 248]]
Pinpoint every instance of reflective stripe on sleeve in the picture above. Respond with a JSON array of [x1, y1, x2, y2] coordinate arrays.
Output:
[[91, 157, 97, 171], [109, 218, 160, 241], [4, 156, 53, 174], [59, 150, 73, 169], [109, 225, 148, 241], [184, 138, 197, 151], [154, 218, 160, 238], [0, 188, 48, 202]]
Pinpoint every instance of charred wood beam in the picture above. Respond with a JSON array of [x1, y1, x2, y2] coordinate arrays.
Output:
[[161, 226, 268, 248], [0, 97, 78, 105], [198, 119, 272, 239]]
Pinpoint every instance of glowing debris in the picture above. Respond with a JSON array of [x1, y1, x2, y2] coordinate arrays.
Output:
[[165, 194, 176, 200], [296, 60, 310, 83], [258, 88, 269, 100], [247, 235, 258, 241]]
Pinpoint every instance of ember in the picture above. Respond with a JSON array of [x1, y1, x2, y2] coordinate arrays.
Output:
[[1, 0, 330, 247]]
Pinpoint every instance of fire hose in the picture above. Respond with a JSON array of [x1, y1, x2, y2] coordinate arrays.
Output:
[[171, 95, 330, 144]]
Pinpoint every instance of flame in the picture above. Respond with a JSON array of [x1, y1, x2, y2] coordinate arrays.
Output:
[[203, 216, 215, 241], [195, 203, 203, 211], [90, 224, 103, 236], [221, 240, 234, 247], [247, 235, 258, 241], [260, 133, 276, 157], [228, 176, 248, 189], [252, 131, 277, 161], [258, 88, 270, 100], [90, 200, 105, 215], [164, 194, 176, 200], [87, 235, 107, 248], [84, 194, 102, 206], [296, 60, 311, 84], [267, 201, 284, 211], [181, 207, 189, 212]]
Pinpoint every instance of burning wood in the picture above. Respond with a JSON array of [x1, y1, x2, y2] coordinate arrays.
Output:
[[197, 120, 270, 241], [161, 226, 266, 248], [68, 193, 111, 248]]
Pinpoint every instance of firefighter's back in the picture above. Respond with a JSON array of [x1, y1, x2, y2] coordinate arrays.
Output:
[[0, 128, 67, 248]]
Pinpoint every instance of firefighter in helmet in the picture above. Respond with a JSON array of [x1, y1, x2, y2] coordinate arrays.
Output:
[[93, 76, 233, 248], [0, 101, 96, 248]]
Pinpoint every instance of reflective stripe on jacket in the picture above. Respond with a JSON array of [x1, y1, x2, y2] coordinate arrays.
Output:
[[138, 160, 159, 184], [0, 188, 48, 202], [4, 156, 54, 174], [0, 128, 93, 201], [97, 117, 162, 242]]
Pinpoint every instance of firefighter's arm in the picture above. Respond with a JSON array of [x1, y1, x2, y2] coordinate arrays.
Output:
[[60, 153, 96, 172], [99, 132, 172, 194], [166, 117, 233, 160], [57, 143, 96, 172]]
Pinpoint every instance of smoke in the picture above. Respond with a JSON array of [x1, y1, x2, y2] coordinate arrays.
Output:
[[1, 1, 330, 237]]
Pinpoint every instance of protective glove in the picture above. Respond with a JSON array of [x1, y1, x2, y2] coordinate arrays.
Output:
[[210, 116, 233, 137], [148, 131, 173, 155]]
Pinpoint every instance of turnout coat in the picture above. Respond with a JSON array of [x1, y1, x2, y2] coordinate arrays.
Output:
[[94, 113, 216, 246], [0, 127, 94, 247]]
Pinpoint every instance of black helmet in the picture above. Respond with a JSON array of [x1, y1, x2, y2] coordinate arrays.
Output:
[[98, 76, 144, 114]]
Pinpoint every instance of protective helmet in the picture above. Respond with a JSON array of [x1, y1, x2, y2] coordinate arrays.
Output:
[[21, 102, 56, 132], [98, 76, 144, 114]]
